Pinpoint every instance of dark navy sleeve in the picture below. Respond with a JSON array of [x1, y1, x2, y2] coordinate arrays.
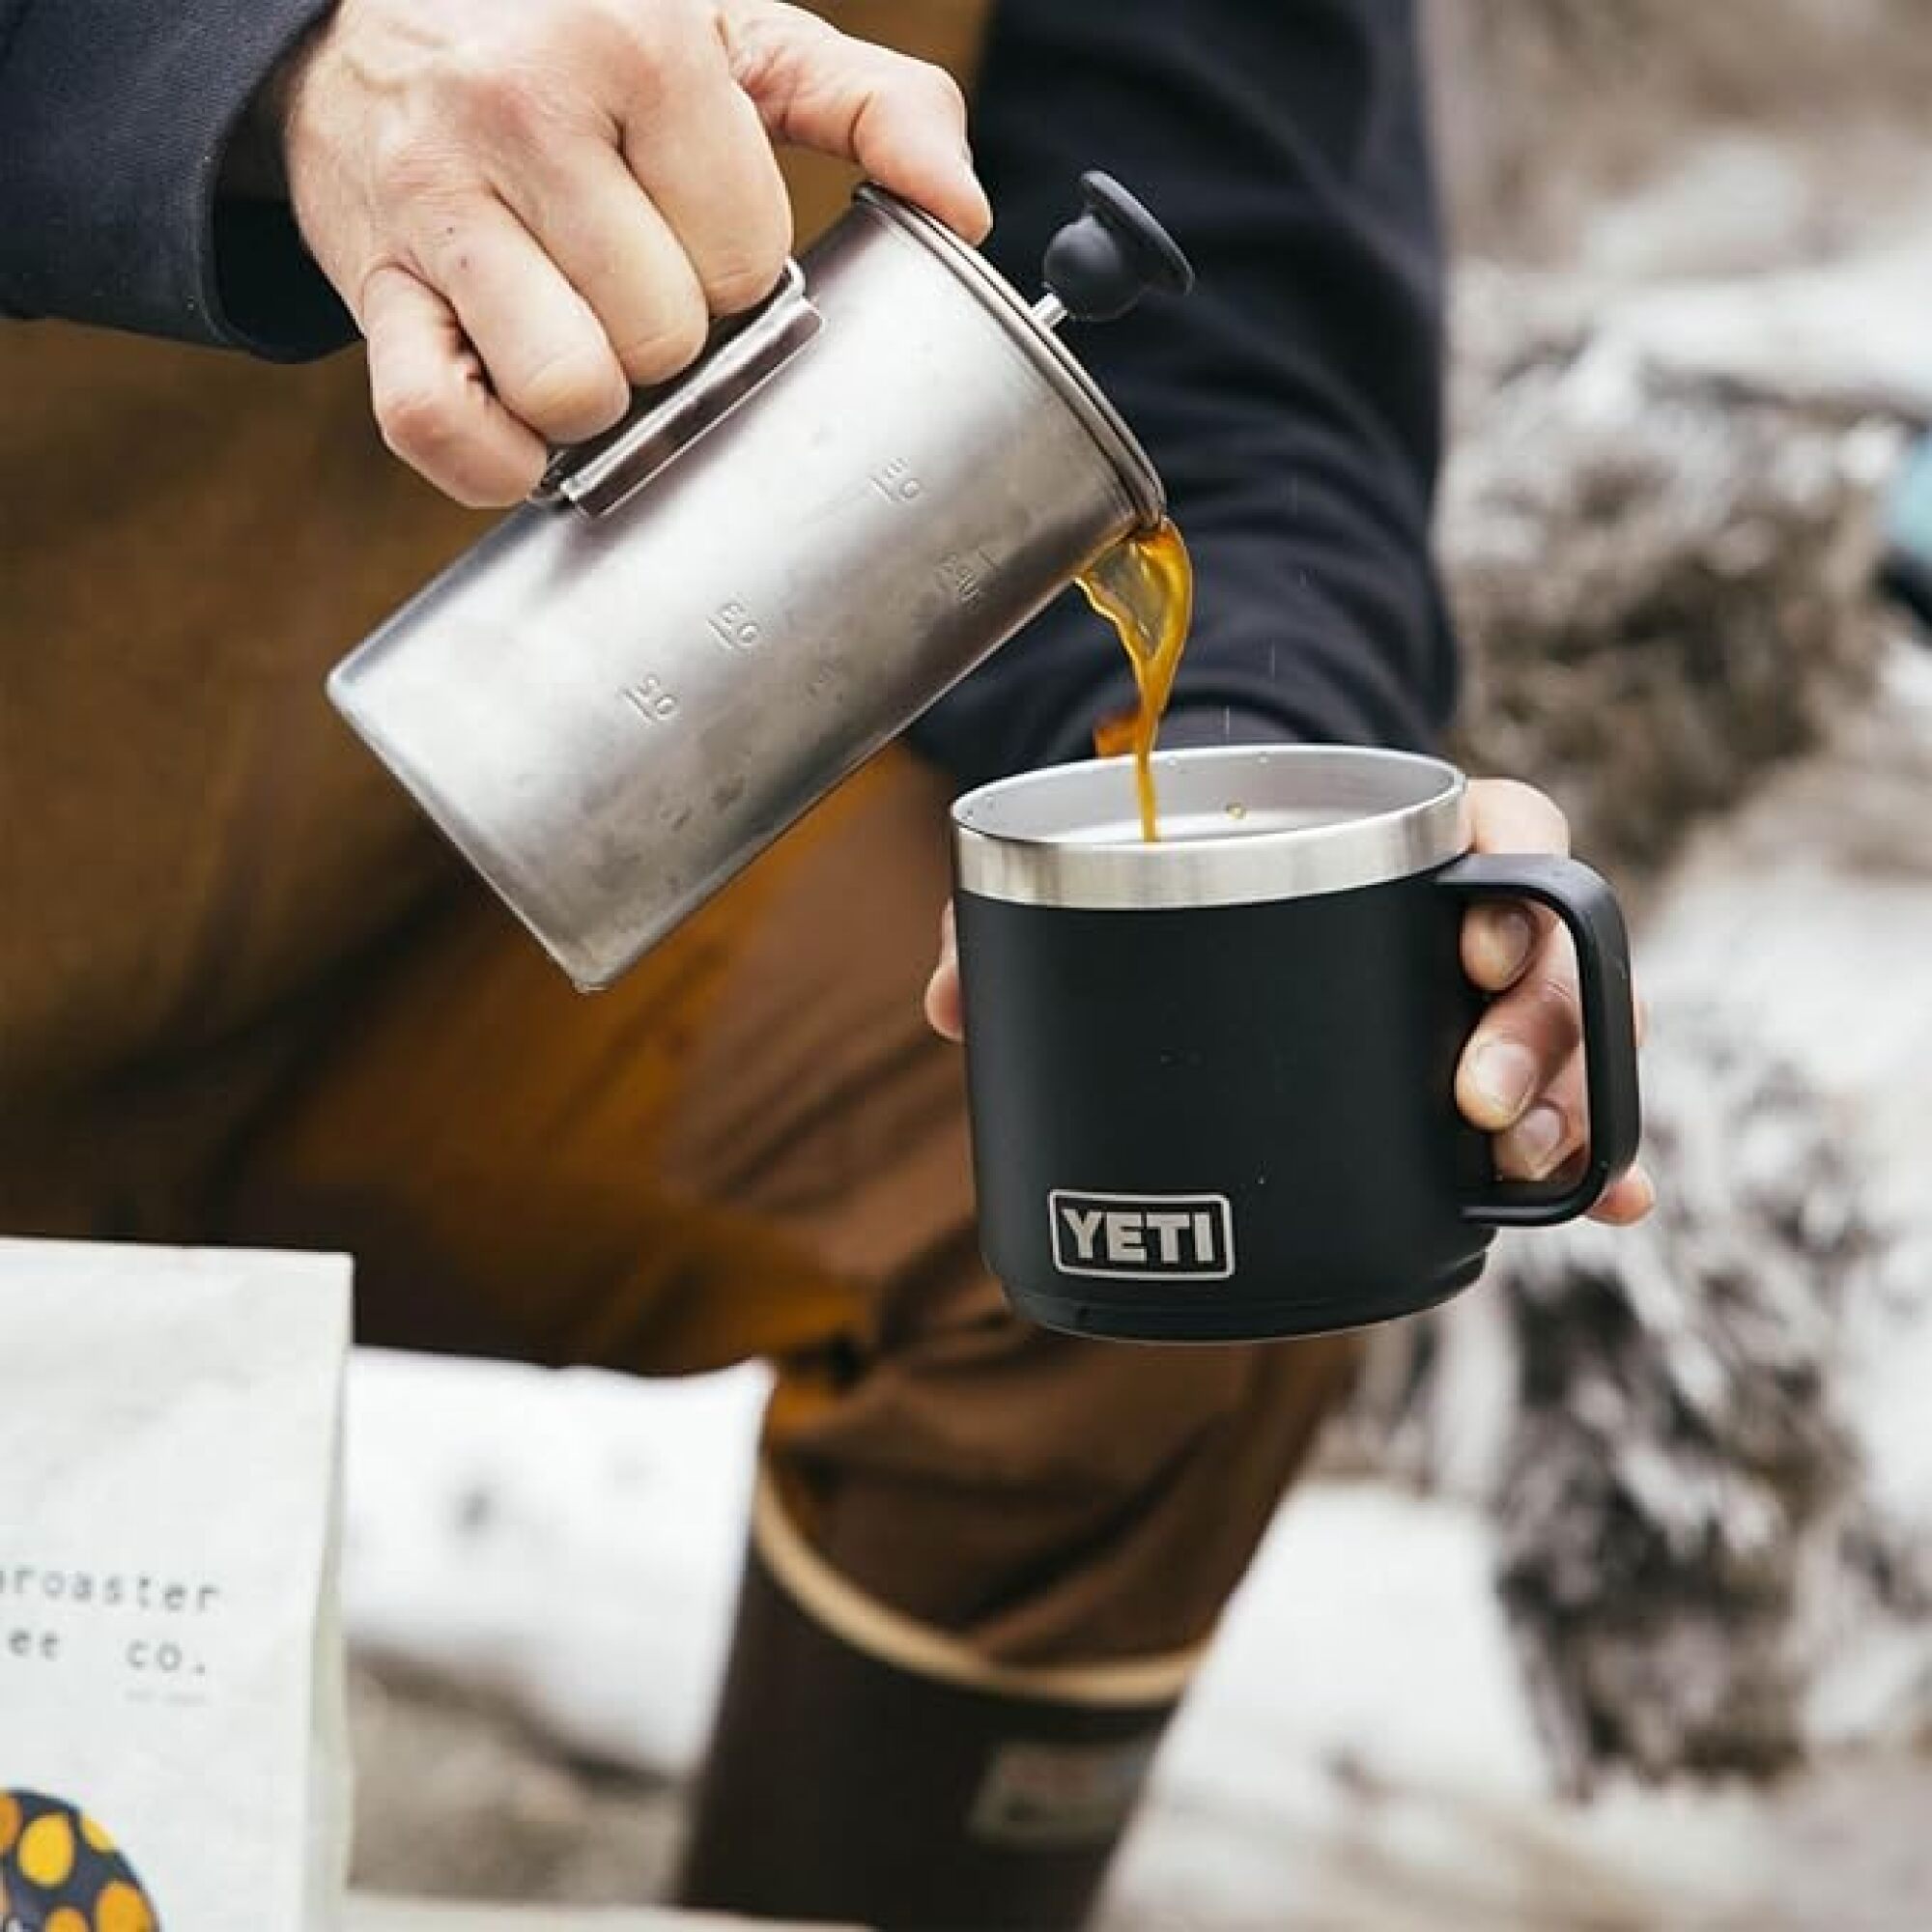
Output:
[[0, 0, 354, 357], [911, 0, 1458, 783]]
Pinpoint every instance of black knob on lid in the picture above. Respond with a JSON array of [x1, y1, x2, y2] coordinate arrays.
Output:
[[1041, 172, 1195, 323]]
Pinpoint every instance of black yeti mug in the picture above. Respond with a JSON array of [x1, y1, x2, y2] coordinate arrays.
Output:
[[951, 745, 1642, 1342]]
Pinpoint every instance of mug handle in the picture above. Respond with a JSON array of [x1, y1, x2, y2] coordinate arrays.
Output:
[[1434, 853, 1643, 1228]]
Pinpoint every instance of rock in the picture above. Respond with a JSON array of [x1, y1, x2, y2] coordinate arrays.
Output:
[[1440, 282, 1902, 891], [1346, 996, 1929, 1789], [349, 1662, 681, 1905], [1492, 1008, 1893, 1785], [1345, 660, 1932, 1784]]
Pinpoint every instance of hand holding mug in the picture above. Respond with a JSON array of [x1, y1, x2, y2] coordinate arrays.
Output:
[[1448, 779, 1653, 1225]]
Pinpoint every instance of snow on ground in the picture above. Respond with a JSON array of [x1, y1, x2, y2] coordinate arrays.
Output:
[[345, 1352, 767, 1777], [343, 1353, 1640, 1921], [344, 1353, 1932, 1925]]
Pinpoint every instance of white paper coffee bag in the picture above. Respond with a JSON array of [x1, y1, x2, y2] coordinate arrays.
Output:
[[0, 1239, 351, 1932]]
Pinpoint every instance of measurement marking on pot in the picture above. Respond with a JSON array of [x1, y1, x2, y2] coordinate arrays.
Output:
[[870, 458, 923, 504], [620, 675, 679, 723], [936, 548, 997, 608], [707, 600, 762, 652]]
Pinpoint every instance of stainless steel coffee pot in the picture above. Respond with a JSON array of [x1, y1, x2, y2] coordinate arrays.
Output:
[[329, 174, 1191, 988]]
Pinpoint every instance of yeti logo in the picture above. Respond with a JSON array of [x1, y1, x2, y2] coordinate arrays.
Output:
[[1049, 1191, 1235, 1281]]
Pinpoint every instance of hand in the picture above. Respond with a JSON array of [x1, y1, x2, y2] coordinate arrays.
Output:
[[273, 0, 990, 503], [1450, 779, 1654, 1223], [923, 776, 1655, 1227]]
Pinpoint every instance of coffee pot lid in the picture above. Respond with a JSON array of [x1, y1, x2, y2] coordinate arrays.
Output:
[[1037, 172, 1195, 327]]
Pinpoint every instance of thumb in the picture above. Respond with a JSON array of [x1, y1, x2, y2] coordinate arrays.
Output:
[[723, 2, 993, 241]]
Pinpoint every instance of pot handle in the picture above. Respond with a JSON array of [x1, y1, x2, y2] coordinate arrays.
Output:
[[1435, 852, 1643, 1227], [533, 260, 823, 520]]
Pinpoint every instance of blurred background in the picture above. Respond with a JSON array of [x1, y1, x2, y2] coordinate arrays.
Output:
[[344, 2, 1932, 1922]]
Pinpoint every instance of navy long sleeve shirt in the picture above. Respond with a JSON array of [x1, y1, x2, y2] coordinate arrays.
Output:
[[0, 0, 1457, 775]]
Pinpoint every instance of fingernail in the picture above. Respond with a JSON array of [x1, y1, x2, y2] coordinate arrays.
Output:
[[1480, 907, 1535, 980], [1510, 1103, 1567, 1177], [1469, 1040, 1538, 1122]]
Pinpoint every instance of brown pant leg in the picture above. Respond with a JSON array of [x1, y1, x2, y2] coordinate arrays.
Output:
[[214, 756, 920, 1376], [0, 332, 486, 1103], [0, 323, 487, 1243]]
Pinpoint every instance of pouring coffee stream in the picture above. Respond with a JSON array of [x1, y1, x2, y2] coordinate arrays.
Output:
[[1080, 518, 1193, 842], [1029, 176, 1198, 843]]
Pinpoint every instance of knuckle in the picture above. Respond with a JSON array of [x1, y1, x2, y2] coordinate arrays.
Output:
[[701, 233, 789, 316], [906, 56, 968, 120], [614, 300, 708, 384], [511, 348, 628, 436], [607, 0, 707, 105], [377, 364, 542, 503], [450, 54, 557, 142], [440, 453, 539, 510], [1521, 971, 1582, 1045], [615, 0, 696, 49], [376, 380, 464, 463], [723, 7, 810, 97], [1486, 779, 1571, 852]]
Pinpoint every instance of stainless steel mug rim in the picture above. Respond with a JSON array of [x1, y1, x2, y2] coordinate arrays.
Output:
[[858, 187, 1167, 531], [951, 744, 1471, 909]]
